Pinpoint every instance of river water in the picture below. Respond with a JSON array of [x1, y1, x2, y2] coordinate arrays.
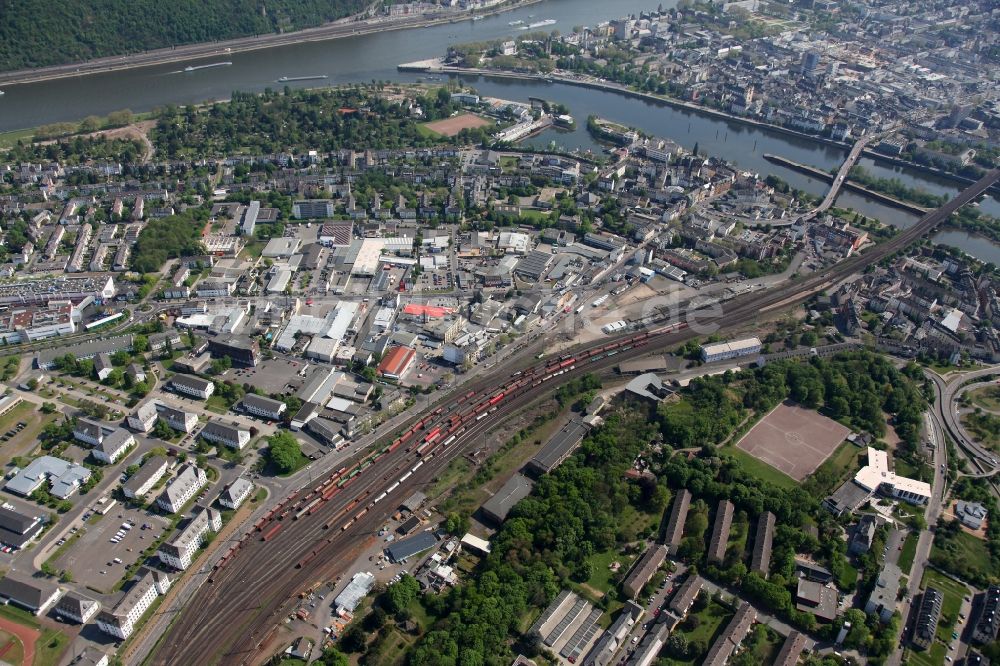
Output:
[[0, 0, 996, 260]]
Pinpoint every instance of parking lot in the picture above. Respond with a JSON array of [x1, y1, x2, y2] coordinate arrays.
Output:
[[225, 357, 304, 396], [54, 506, 169, 593]]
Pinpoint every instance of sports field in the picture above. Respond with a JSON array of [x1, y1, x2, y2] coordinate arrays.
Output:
[[421, 113, 491, 137], [736, 402, 851, 481]]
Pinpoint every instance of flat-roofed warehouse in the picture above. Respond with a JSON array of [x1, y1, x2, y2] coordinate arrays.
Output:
[[514, 250, 553, 281], [480, 473, 533, 524], [700, 337, 762, 363], [617, 355, 669, 375], [527, 420, 588, 475]]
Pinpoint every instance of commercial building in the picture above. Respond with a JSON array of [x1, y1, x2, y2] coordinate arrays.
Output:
[[527, 420, 588, 475], [703, 602, 756, 666], [207, 337, 260, 367], [750, 511, 775, 577], [796, 578, 838, 621], [219, 478, 254, 510], [54, 591, 101, 624], [956, 500, 988, 530], [377, 345, 416, 380], [912, 588, 943, 650], [865, 561, 902, 622], [200, 420, 250, 450], [708, 499, 734, 564], [700, 337, 762, 363], [480, 473, 533, 524], [623, 544, 667, 599], [0, 574, 61, 615], [0, 506, 44, 550], [171, 374, 215, 400], [242, 394, 287, 421], [5, 456, 91, 499], [334, 571, 375, 614], [97, 568, 172, 639], [854, 447, 932, 505], [385, 531, 437, 563], [158, 507, 222, 571], [294, 200, 335, 220], [156, 464, 208, 513], [123, 456, 169, 500], [664, 489, 691, 555]]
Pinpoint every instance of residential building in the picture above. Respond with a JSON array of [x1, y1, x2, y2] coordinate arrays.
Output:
[[972, 586, 1000, 644], [848, 515, 878, 555], [623, 544, 667, 599], [158, 507, 222, 570], [94, 352, 114, 381], [704, 602, 756, 666], [865, 561, 902, 622], [912, 588, 943, 650], [796, 578, 838, 621], [0, 574, 61, 615], [127, 400, 158, 433], [73, 417, 105, 446], [219, 478, 254, 510], [956, 501, 988, 530], [156, 464, 208, 513], [171, 374, 215, 400], [669, 575, 703, 618], [122, 455, 168, 500], [156, 403, 198, 433], [0, 506, 44, 550], [200, 420, 250, 450], [241, 394, 287, 420], [750, 511, 775, 577], [708, 500, 734, 564], [774, 632, 809, 666], [92, 428, 135, 464], [54, 591, 101, 624], [664, 489, 691, 555], [97, 568, 172, 639]]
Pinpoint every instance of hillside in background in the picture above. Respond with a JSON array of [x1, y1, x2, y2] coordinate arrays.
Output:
[[0, 0, 372, 72]]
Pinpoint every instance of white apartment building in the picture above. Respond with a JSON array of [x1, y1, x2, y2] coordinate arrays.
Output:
[[156, 464, 207, 513], [96, 568, 172, 639], [157, 507, 222, 571]]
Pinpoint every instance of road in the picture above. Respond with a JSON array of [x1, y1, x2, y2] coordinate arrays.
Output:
[[143, 170, 1000, 665]]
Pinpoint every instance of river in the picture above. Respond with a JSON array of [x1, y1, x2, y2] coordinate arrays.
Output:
[[0, 0, 996, 259]]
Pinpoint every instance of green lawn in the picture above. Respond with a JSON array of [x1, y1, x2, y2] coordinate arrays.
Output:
[[585, 549, 634, 595], [725, 447, 798, 490], [416, 123, 441, 138], [35, 629, 70, 666], [931, 529, 994, 581], [898, 532, 919, 572], [205, 395, 231, 415], [804, 441, 863, 495], [968, 385, 1000, 412], [660, 600, 733, 666]]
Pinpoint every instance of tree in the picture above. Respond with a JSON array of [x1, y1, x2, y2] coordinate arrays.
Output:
[[265, 431, 302, 474], [133, 335, 149, 354], [320, 647, 349, 666], [385, 574, 420, 615]]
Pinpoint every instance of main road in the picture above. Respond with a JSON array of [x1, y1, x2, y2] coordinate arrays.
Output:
[[145, 170, 1000, 665]]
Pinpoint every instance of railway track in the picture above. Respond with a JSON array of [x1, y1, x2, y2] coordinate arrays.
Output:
[[147, 169, 999, 665]]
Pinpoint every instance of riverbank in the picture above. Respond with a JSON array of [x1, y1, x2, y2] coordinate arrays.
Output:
[[0, 0, 543, 88], [763, 154, 930, 215], [402, 62, 1000, 198]]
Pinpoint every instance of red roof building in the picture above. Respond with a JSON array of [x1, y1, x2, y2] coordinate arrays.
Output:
[[377, 345, 416, 380]]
